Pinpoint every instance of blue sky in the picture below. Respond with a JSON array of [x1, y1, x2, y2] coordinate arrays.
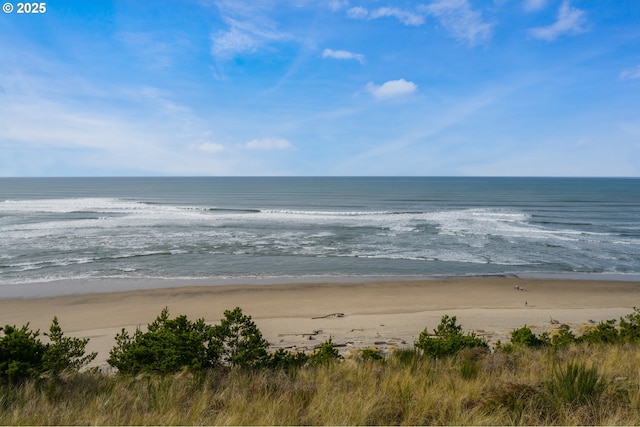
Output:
[[1, 0, 639, 176]]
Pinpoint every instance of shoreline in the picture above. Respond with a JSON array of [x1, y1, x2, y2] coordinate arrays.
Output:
[[2, 271, 640, 299], [1, 277, 639, 370]]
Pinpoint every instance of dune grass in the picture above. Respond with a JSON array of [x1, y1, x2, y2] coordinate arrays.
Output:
[[2, 341, 640, 425]]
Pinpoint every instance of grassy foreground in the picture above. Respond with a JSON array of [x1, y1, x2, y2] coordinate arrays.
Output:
[[2, 342, 640, 425]]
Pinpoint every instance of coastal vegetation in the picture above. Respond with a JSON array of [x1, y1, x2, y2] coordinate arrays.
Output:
[[2, 308, 640, 425], [0, 317, 96, 384]]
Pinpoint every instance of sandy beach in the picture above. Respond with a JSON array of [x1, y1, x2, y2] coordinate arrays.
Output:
[[1, 278, 639, 370]]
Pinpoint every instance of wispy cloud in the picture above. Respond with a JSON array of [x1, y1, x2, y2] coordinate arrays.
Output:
[[346, 6, 367, 19], [528, 1, 588, 41], [0, 58, 231, 175], [192, 135, 294, 156], [366, 79, 417, 99], [347, 6, 425, 26], [191, 142, 226, 153], [523, 0, 548, 12], [136, 87, 190, 114], [116, 31, 188, 70], [210, 1, 291, 61], [419, 0, 493, 46], [328, 0, 349, 12], [322, 48, 364, 63], [619, 65, 640, 81], [241, 137, 293, 151], [211, 26, 262, 59]]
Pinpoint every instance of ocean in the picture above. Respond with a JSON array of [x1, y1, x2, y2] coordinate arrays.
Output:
[[1, 177, 639, 294]]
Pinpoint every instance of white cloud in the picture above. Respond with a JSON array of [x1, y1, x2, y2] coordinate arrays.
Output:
[[528, 1, 588, 41], [191, 142, 226, 153], [347, 6, 369, 19], [137, 87, 190, 114], [328, 0, 349, 12], [0, 97, 181, 174], [370, 7, 425, 26], [620, 65, 640, 81], [366, 79, 417, 99], [347, 6, 424, 26], [523, 0, 548, 12], [322, 48, 364, 63], [211, 26, 261, 59], [210, 2, 292, 61], [346, 1, 492, 45], [242, 137, 293, 151], [420, 0, 493, 46]]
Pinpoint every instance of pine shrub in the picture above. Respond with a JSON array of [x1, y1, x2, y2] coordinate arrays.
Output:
[[0, 324, 46, 384], [415, 315, 488, 358], [308, 338, 342, 366], [212, 307, 270, 369], [0, 318, 95, 384], [107, 307, 219, 375]]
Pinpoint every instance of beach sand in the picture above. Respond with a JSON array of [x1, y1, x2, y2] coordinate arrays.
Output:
[[1, 278, 639, 370]]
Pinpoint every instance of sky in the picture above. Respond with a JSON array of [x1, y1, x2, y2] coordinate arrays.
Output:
[[0, 0, 639, 177]]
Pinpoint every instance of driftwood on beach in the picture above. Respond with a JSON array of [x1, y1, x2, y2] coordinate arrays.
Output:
[[278, 329, 323, 338], [312, 312, 345, 319]]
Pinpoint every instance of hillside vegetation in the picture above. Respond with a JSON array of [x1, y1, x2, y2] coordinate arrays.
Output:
[[2, 307, 640, 425]]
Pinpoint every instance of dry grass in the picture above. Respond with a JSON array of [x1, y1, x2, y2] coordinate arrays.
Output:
[[2, 342, 640, 425]]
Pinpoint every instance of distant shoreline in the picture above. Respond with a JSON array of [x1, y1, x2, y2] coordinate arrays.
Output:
[[2, 271, 640, 299]]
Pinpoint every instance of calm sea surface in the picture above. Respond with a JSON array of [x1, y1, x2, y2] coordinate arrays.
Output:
[[1, 177, 639, 289]]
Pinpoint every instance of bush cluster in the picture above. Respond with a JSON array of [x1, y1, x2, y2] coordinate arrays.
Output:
[[107, 307, 219, 375], [415, 315, 488, 358], [5, 306, 640, 424], [0, 317, 96, 384], [108, 307, 336, 375], [4, 306, 640, 383], [506, 307, 640, 349]]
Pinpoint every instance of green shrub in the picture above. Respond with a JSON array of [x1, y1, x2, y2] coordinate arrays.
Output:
[[267, 348, 309, 372], [493, 340, 514, 353], [108, 307, 219, 375], [0, 318, 95, 384], [0, 324, 46, 384], [578, 319, 620, 344], [308, 338, 342, 366], [550, 325, 576, 348], [212, 307, 270, 369], [360, 348, 384, 362], [415, 315, 488, 358], [619, 307, 640, 342], [108, 307, 313, 374], [43, 317, 97, 375], [510, 325, 549, 347]]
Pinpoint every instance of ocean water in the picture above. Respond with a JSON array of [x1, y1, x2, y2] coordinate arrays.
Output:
[[1, 177, 639, 289]]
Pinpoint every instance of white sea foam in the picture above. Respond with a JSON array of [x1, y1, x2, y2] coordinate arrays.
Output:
[[0, 198, 142, 213], [0, 198, 219, 221], [260, 209, 392, 216], [0, 202, 614, 258], [419, 208, 609, 243], [0, 200, 533, 239], [1, 189, 638, 286]]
